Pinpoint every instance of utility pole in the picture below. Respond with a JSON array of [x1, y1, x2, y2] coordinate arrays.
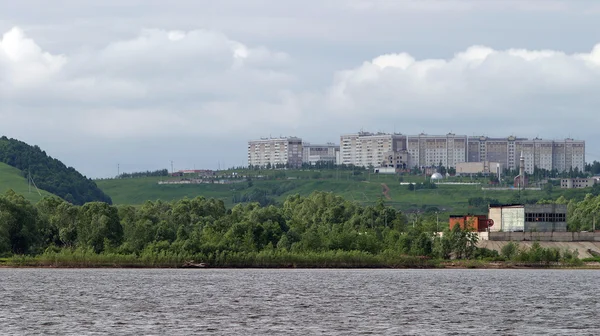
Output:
[[117, 163, 120, 177], [171, 161, 174, 174]]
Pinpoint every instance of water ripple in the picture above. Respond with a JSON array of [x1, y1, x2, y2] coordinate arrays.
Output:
[[0, 269, 599, 335]]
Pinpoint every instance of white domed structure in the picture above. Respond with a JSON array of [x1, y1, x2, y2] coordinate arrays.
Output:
[[431, 172, 443, 180]]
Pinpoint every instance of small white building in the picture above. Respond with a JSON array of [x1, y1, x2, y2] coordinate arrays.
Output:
[[455, 161, 502, 176], [561, 177, 598, 189]]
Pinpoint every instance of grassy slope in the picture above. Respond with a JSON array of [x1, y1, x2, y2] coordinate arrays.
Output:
[[0, 162, 57, 202], [96, 169, 588, 214]]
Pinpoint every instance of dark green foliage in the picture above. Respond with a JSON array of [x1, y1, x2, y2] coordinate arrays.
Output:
[[0, 190, 42, 255], [407, 181, 437, 191], [0, 189, 584, 267], [118, 169, 168, 179], [499, 241, 580, 266], [0, 136, 112, 205]]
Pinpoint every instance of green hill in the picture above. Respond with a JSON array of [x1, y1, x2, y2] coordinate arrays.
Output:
[[0, 162, 57, 202], [96, 169, 590, 213], [0, 136, 112, 205]]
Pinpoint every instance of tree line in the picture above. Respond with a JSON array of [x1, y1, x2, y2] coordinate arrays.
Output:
[[0, 136, 112, 205], [117, 169, 169, 179], [1, 189, 494, 264]]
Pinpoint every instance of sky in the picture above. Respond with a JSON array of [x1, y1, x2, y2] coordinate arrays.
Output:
[[2, 0, 600, 178]]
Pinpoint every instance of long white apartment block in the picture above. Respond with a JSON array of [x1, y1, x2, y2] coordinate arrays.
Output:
[[467, 136, 585, 174], [339, 131, 585, 172]]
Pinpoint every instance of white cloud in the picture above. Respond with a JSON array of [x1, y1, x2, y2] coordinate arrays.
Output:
[[0, 26, 295, 142], [0, 27, 66, 88], [346, 0, 568, 12], [3, 2, 600, 177], [326, 43, 600, 133]]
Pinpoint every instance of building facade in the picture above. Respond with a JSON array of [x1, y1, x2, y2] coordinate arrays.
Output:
[[455, 161, 503, 176], [251, 133, 585, 172], [561, 177, 598, 189], [340, 132, 406, 167], [302, 142, 340, 165], [406, 133, 468, 169], [340, 132, 468, 169], [466, 136, 585, 174], [488, 204, 567, 232], [449, 215, 489, 232], [247, 137, 303, 168], [381, 150, 410, 170]]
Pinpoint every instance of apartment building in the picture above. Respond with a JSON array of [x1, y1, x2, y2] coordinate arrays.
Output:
[[340, 132, 468, 169], [466, 136, 585, 174], [302, 142, 340, 165], [250, 133, 585, 172], [406, 133, 468, 168], [247, 137, 303, 168], [340, 132, 405, 167]]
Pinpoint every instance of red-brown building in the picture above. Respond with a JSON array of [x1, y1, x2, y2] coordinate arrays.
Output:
[[448, 215, 489, 232]]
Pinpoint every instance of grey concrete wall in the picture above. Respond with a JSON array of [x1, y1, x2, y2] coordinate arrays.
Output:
[[488, 232, 600, 242], [479, 240, 600, 259]]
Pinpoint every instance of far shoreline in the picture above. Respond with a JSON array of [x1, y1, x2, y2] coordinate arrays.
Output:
[[2, 261, 599, 270]]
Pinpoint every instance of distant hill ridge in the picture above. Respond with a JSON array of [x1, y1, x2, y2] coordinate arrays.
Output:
[[0, 136, 112, 205]]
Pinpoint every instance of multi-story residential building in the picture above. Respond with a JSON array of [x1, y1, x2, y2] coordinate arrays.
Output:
[[251, 133, 585, 173], [466, 136, 527, 169], [466, 136, 585, 174], [302, 142, 340, 165], [340, 132, 406, 167], [247, 137, 303, 168], [406, 133, 468, 168], [341, 132, 468, 169]]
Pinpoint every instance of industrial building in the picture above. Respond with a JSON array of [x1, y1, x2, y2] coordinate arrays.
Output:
[[488, 204, 567, 232], [449, 215, 489, 232], [561, 177, 598, 189], [247, 137, 303, 168], [302, 142, 340, 165]]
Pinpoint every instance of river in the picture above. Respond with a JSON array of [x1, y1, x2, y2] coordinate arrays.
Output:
[[0, 269, 598, 335]]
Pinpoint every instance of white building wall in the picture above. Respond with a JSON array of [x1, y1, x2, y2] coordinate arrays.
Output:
[[248, 137, 302, 167], [501, 207, 525, 232], [340, 132, 403, 167]]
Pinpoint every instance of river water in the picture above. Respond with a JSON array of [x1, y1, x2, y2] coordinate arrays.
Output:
[[0, 269, 598, 335]]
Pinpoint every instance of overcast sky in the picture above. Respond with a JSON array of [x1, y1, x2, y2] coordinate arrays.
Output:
[[2, 0, 600, 178]]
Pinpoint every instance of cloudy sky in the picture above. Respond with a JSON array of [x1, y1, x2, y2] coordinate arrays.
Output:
[[2, 0, 600, 178]]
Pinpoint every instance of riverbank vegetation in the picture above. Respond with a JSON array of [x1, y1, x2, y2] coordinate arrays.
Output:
[[0, 189, 588, 268]]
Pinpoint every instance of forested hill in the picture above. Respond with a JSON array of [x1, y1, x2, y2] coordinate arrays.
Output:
[[0, 136, 112, 205]]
